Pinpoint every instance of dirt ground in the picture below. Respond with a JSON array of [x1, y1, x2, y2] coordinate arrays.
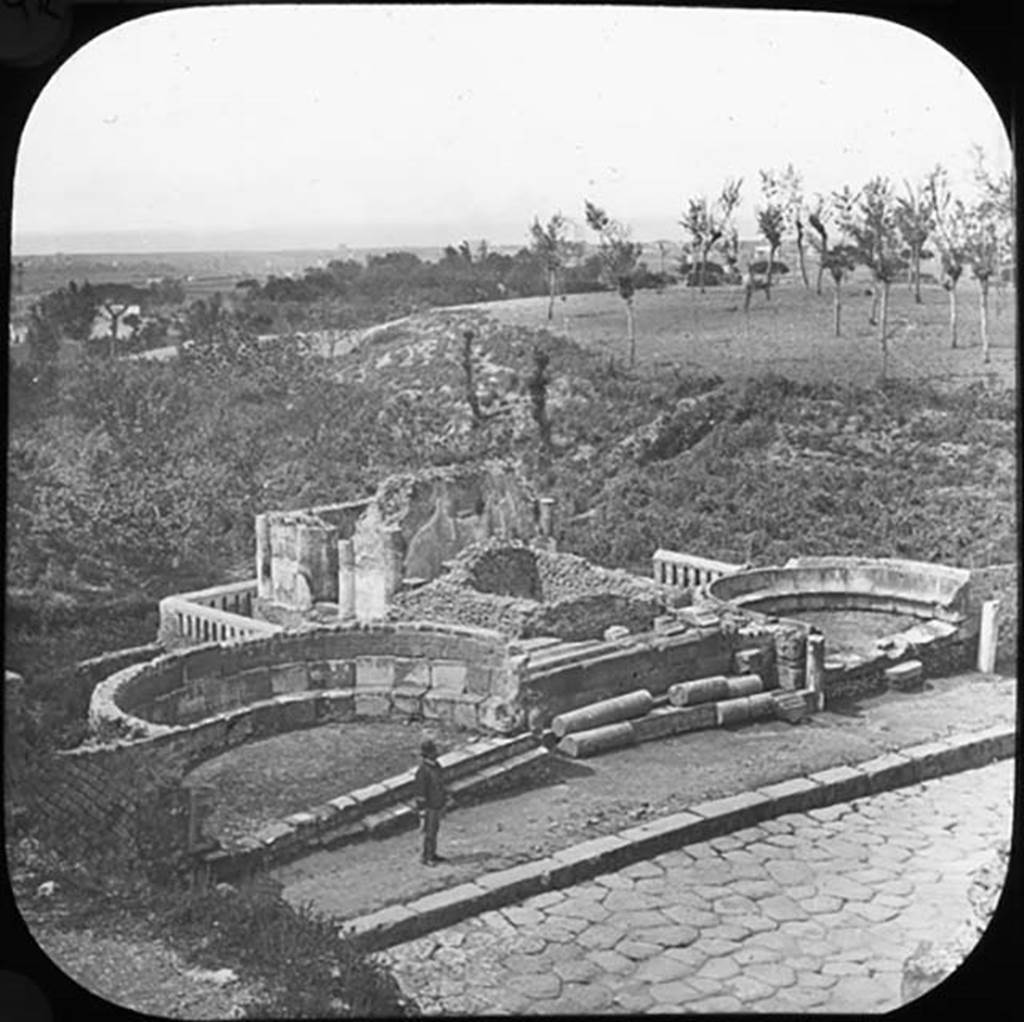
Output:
[[464, 281, 1017, 388], [255, 670, 1017, 921]]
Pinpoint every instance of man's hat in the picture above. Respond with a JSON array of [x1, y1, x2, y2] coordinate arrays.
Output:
[[420, 739, 438, 758]]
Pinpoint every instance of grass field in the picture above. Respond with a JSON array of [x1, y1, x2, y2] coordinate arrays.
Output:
[[470, 277, 1017, 388]]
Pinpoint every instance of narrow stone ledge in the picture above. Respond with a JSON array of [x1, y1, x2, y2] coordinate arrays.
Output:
[[547, 835, 634, 885], [474, 859, 559, 903], [753, 776, 824, 815], [899, 739, 955, 782], [688, 790, 773, 833], [402, 882, 497, 933], [858, 751, 916, 794], [618, 811, 706, 859], [807, 764, 871, 803], [341, 904, 419, 951]]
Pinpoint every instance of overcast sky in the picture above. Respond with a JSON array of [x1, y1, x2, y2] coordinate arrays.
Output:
[[12, 4, 1013, 253]]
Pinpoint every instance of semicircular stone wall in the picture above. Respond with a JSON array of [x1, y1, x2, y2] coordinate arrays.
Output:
[[87, 620, 522, 770], [707, 556, 972, 624]]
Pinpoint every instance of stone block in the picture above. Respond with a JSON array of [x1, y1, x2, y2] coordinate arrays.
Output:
[[474, 859, 558, 902], [776, 663, 805, 690], [269, 663, 308, 695], [733, 647, 766, 675], [422, 693, 457, 725], [182, 646, 223, 683], [807, 764, 870, 803], [754, 776, 824, 815], [430, 659, 469, 693], [308, 659, 354, 690], [404, 883, 498, 933], [452, 693, 485, 730], [391, 686, 427, 718], [177, 694, 207, 721], [234, 667, 272, 702], [355, 656, 395, 690], [248, 701, 285, 737], [279, 696, 316, 730], [393, 658, 430, 689], [348, 782, 391, 813], [465, 663, 495, 697], [618, 811, 706, 858], [354, 689, 392, 718], [224, 712, 255, 747], [688, 790, 773, 833], [884, 659, 924, 691], [858, 752, 917, 794], [314, 692, 355, 722], [547, 835, 634, 885]]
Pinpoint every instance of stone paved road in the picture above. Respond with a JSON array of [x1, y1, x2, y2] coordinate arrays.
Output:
[[381, 759, 1014, 1014]]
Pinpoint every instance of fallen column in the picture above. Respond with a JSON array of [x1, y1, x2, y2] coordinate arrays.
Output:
[[557, 720, 636, 758], [550, 690, 654, 739]]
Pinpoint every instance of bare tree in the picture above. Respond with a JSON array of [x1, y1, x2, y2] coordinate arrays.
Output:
[[679, 178, 742, 292], [749, 170, 788, 309], [836, 178, 904, 380], [808, 210, 858, 337], [895, 178, 935, 304], [584, 200, 643, 367], [101, 301, 130, 358], [772, 164, 810, 289], [529, 213, 573, 321], [925, 164, 969, 347]]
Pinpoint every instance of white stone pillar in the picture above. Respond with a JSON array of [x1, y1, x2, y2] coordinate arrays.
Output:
[[977, 599, 1001, 673], [294, 524, 316, 610], [806, 632, 826, 711], [337, 539, 356, 620], [255, 514, 272, 599]]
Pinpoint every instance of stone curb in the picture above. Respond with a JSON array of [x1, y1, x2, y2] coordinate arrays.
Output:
[[338, 724, 1015, 951]]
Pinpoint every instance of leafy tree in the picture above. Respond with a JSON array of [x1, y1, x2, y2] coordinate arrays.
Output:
[[529, 213, 574, 321], [926, 164, 970, 348], [750, 170, 788, 308], [895, 178, 936, 304], [679, 179, 743, 292], [780, 164, 811, 290], [584, 200, 644, 366], [835, 178, 905, 379]]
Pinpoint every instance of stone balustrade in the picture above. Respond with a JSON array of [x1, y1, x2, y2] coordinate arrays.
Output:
[[158, 581, 283, 646], [652, 549, 748, 590]]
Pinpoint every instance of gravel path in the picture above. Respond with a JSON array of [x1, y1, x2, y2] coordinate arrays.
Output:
[[382, 758, 1014, 1014]]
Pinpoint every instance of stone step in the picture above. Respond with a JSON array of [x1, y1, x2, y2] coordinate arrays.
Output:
[[363, 803, 418, 838], [885, 658, 924, 691], [448, 746, 550, 799], [772, 689, 811, 724]]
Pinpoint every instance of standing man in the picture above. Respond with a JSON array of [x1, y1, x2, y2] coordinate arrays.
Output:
[[414, 739, 447, 865]]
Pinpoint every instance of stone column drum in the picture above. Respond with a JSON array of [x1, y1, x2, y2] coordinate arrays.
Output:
[[806, 631, 826, 710], [383, 526, 407, 603], [255, 513, 272, 600]]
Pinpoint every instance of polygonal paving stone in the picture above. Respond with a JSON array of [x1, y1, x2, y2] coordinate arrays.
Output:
[[684, 841, 719, 859], [634, 877, 671, 897], [728, 879, 779, 900], [713, 893, 759, 915], [615, 909, 672, 931], [696, 937, 745, 958], [745, 840, 789, 861], [546, 898, 609, 923], [709, 834, 745, 852], [620, 859, 665, 879], [701, 922, 752, 943], [787, 953, 825, 972], [545, 912, 590, 934], [538, 942, 579, 966], [575, 923, 626, 951], [765, 859, 815, 885], [697, 956, 741, 981], [788, 883, 819, 900], [876, 877, 915, 897], [760, 894, 808, 921], [818, 838, 869, 861], [797, 968, 839, 988], [689, 861, 737, 886], [687, 994, 744, 1013], [687, 976, 724, 995], [634, 956, 695, 985], [724, 974, 776, 1003], [822, 959, 865, 976], [763, 832, 800, 847], [556, 982, 614, 1012], [507, 972, 562, 999], [732, 826, 763, 843], [511, 934, 547, 955], [552, 958, 601, 984], [693, 884, 733, 902], [730, 913, 778, 934], [603, 888, 662, 913], [635, 924, 700, 948], [847, 900, 902, 923], [614, 986, 654, 1012], [525, 890, 566, 909], [649, 980, 703, 1006], [502, 906, 545, 928], [536, 921, 583, 943], [800, 894, 843, 914], [745, 962, 797, 988], [768, 985, 831, 1011], [734, 945, 780, 966], [875, 892, 910, 909], [660, 904, 719, 929], [593, 872, 633, 891], [585, 948, 634, 974], [873, 844, 913, 864], [615, 939, 662, 961], [818, 874, 874, 901], [760, 818, 794, 835], [504, 953, 550, 975], [828, 973, 895, 1011], [807, 805, 851, 822]]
